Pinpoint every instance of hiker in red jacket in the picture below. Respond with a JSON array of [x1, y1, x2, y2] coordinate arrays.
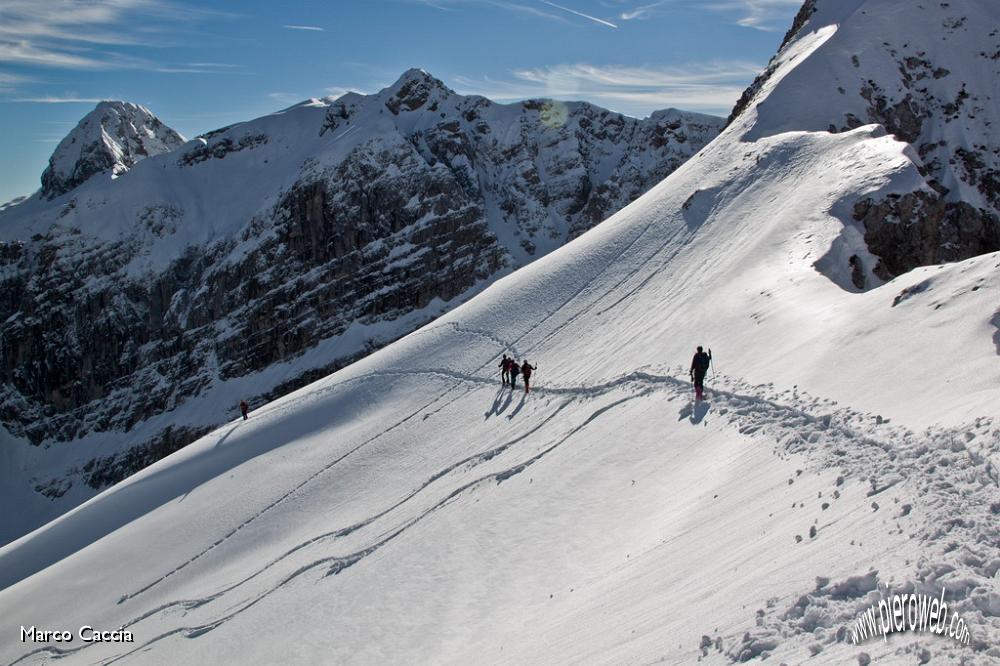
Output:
[[509, 359, 520, 389], [521, 361, 536, 393], [240, 399, 249, 420]]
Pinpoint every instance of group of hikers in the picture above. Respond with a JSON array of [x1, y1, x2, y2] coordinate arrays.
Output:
[[238, 345, 711, 420], [498, 355, 537, 393], [494, 346, 712, 400]]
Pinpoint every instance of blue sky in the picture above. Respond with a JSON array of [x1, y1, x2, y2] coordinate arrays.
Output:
[[0, 0, 801, 203]]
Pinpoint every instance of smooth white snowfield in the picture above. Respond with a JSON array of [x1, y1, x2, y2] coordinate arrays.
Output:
[[2, 3, 1000, 666]]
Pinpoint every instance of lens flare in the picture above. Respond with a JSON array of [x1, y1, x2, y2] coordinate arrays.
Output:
[[540, 100, 568, 129]]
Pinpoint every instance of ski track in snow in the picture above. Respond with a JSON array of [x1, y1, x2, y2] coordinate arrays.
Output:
[[10, 367, 998, 665]]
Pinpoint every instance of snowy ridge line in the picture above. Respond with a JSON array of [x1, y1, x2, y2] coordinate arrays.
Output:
[[513, 219, 687, 355], [409, 194, 678, 362]]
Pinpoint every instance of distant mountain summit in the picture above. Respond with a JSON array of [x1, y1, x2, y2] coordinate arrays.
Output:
[[40, 101, 186, 199], [0, 71, 722, 544]]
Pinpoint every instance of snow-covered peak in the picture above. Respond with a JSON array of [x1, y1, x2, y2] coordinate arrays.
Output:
[[40, 100, 186, 200], [389, 68, 450, 92], [381, 68, 456, 114]]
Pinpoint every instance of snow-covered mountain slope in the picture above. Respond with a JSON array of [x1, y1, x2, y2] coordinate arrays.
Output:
[[40, 101, 185, 200], [0, 74, 721, 545], [2, 1, 998, 664], [731, 0, 1000, 284]]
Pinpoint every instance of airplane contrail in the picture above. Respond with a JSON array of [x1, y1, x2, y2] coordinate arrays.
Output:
[[539, 0, 618, 28]]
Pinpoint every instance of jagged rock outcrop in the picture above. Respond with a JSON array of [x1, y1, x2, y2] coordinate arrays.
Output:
[[0, 73, 721, 531], [853, 193, 1000, 279], [40, 101, 185, 200]]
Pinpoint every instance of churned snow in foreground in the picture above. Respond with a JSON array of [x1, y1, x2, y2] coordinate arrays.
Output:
[[2, 0, 999, 663]]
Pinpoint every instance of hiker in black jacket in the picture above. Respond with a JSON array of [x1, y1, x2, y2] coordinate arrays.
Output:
[[690, 346, 712, 401]]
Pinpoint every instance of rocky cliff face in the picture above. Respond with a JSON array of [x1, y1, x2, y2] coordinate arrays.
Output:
[[40, 101, 186, 200], [729, 0, 1000, 285], [0, 72, 722, 537]]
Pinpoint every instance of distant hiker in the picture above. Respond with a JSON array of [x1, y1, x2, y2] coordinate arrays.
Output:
[[690, 346, 712, 401], [509, 359, 521, 389], [240, 399, 249, 420], [521, 361, 536, 393], [499, 354, 511, 386]]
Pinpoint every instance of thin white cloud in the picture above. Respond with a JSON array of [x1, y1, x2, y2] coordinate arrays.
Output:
[[185, 62, 242, 68], [614, 0, 799, 30], [412, 0, 456, 9], [538, 0, 618, 27], [494, 2, 567, 22], [153, 66, 252, 74], [0, 0, 228, 71], [406, 0, 570, 25], [420, 0, 793, 29], [0, 72, 29, 93], [618, 1, 669, 21], [283, 24, 326, 31], [708, 0, 802, 31], [453, 60, 764, 115], [0, 40, 140, 69]]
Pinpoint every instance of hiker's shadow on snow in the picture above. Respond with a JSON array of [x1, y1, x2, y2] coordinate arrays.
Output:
[[213, 424, 239, 449], [179, 424, 238, 503], [484, 388, 514, 419], [506, 393, 527, 420], [678, 401, 710, 425]]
